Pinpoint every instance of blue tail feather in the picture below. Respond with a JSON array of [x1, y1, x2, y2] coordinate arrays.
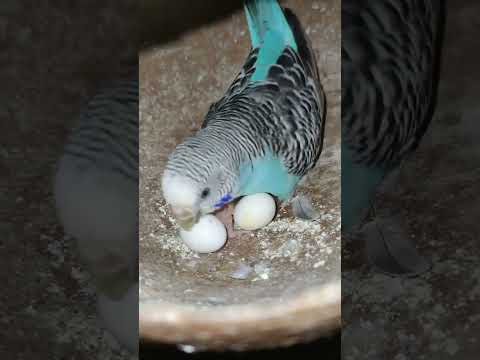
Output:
[[244, 0, 298, 81]]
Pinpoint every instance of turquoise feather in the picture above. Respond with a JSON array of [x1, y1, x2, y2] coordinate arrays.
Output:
[[244, 0, 297, 81], [238, 0, 301, 200], [341, 144, 386, 231], [238, 150, 300, 200]]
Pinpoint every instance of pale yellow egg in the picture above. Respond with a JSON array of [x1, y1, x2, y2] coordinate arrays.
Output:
[[234, 193, 276, 230]]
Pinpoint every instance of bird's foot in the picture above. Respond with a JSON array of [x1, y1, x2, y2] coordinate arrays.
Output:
[[214, 203, 248, 239], [361, 215, 431, 276]]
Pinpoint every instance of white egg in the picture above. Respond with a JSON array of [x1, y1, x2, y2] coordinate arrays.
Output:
[[179, 214, 227, 253], [234, 193, 276, 230]]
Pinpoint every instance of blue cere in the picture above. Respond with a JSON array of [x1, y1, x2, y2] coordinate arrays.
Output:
[[214, 193, 233, 209]]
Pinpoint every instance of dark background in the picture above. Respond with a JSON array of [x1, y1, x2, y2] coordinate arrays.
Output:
[[140, 334, 340, 359]]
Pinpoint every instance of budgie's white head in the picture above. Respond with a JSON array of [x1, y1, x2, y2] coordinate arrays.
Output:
[[162, 162, 238, 230]]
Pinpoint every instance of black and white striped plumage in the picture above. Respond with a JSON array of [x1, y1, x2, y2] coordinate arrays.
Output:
[[62, 79, 138, 181], [342, 0, 444, 167], [201, 44, 325, 177], [54, 77, 139, 300]]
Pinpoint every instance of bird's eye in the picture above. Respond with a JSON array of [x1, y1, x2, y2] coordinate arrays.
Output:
[[201, 188, 210, 199]]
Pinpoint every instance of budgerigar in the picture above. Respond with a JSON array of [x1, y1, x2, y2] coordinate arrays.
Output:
[[162, 0, 326, 231], [54, 76, 138, 352], [342, 0, 445, 273]]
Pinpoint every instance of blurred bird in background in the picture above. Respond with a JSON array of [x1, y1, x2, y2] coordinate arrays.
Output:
[[54, 70, 139, 352], [342, 0, 445, 275]]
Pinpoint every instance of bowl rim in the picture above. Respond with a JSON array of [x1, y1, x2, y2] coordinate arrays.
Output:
[[139, 280, 341, 350]]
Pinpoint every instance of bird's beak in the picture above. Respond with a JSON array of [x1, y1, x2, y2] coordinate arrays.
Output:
[[172, 208, 199, 230]]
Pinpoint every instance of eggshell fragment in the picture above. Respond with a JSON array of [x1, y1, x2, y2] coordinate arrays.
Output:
[[179, 214, 227, 253], [234, 193, 276, 230]]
